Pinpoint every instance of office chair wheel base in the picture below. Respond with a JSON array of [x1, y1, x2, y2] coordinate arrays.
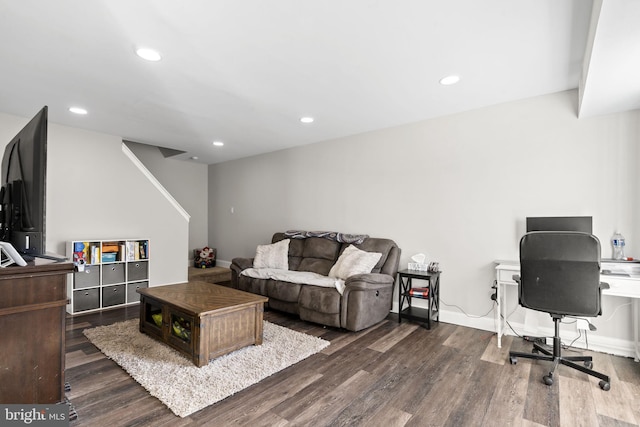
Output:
[[509, 356, 517, 365], [585, 361, 593, 369], [543, 374, 554, 386], [599, 381, 610, 391]]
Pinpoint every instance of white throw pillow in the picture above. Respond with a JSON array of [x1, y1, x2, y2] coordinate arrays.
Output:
[[328, 245, 382, 280], [253, 239, 290, 270]]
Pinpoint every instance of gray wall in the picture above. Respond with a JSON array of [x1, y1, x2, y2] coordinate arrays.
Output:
[[0, 112, 189, 287], [208, 90, 640, 356], [125, 141, 208, 263]]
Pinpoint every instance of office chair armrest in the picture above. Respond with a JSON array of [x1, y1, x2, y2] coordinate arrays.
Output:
[[600, 281, 610, 290], [512, 274, 521, 284]]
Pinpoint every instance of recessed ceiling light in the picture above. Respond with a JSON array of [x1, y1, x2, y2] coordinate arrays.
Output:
[[136, 47, 162, 62], [212, 141, 224, 147], [439, 75, 460, 86], [300, 117, 314, 124], [69, 107, 88, 115], [190, 156, 199, 160]]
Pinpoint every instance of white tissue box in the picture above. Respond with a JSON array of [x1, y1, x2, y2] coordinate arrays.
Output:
[[408, 262, 429, 271]]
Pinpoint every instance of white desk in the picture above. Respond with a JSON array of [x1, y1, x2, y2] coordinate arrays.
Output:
[[494, 261, 640, 361]]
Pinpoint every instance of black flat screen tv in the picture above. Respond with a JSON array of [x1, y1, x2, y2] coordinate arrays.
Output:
[[526, 216, 593, 234], [0, 106, 48, 255]]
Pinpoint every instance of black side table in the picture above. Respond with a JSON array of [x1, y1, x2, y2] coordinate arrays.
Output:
[[397, 269, 441, 329]]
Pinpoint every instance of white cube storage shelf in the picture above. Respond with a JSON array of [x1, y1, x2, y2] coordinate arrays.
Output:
[[66, 239, 149, 314]]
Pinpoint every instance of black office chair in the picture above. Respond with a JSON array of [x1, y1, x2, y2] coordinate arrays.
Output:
[[508, 231, 611, 391]]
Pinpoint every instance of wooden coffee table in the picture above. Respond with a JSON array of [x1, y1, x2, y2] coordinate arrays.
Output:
[[137, 281, 268, 367]]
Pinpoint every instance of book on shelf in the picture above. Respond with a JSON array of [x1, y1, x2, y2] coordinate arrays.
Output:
[[139, 241, 148, 259], [409, 287, 429, 298], [126, 241, 135, 261], [125, 241, 148, 261], [90, 244, 100, 265]]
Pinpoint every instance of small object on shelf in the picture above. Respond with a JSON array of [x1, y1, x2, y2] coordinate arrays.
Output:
[[101, 242, 120, 253], [0, 241, 28, 267], [194, 246, 217, 268], [90, 244, 100, 265], [411, 253, 426, 264], [408, 253, 430, 271], [611, 231, 626, 260], [172, 317, 191, 341], [102, 252, 117, 262], [138, 241, 148, 259], [126, 241, 136, 261], [73, 241, 89, 266], [409, 287, 429, 298], [408, 262, 429, 271], [152, 313, 163, 327]]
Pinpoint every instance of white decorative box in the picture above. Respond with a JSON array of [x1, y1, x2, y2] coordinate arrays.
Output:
[[408, 262, 429, 271]]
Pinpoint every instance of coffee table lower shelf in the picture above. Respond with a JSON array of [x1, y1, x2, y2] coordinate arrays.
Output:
[[138, 282, 268, 367]]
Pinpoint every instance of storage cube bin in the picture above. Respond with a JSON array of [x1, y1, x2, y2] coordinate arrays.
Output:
[[128, 261, 149, 281], [127, 281, 148, 303], [73, 288, 100, 312], [73, 265, 100, 289], [102, 284, 126, 307], [103, 263, 125, 285]]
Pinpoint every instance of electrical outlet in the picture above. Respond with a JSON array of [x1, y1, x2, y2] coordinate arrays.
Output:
[[576, 318, 589, 331]]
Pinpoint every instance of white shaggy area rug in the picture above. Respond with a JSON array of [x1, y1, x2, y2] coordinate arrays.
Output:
[[83, 319, 329, 417]]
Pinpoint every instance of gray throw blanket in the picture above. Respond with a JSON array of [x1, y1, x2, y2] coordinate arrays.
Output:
[[284, 230, 369, 245]]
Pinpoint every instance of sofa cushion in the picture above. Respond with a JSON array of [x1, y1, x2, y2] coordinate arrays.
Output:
[[287, 239, 305, 271], [273, 233, 305, 271], [254, 239, 289, 270], [265, 280, 302, 303], [287, 237, 305, 257], [299, 286, 341, 314], [302, 237, 341, 260], [299, 286, 341, 331], [298, 237, 341, 275], [237, 275, 268, 296], [298, 258, 335, 276], [328, 245, 382, 280], [353, 238, 396, 273]]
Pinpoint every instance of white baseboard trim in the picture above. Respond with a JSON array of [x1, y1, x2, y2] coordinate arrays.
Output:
[[216, 260, 231, 268]]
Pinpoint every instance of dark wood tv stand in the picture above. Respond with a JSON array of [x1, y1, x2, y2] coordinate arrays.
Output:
[[0, 257, 74, 404]]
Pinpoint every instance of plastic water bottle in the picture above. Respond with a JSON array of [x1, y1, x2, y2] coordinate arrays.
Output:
[[612, 232, 625, 260]]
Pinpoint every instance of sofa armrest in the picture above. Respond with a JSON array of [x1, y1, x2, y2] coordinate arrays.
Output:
[[230, 257, 254, 289], [344, 273, 395, 291], [341, 273, 395, 331], [231, 257, 254, 271]]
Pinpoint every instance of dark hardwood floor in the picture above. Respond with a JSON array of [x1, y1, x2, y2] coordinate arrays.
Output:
[[65, 307, 640, 426]]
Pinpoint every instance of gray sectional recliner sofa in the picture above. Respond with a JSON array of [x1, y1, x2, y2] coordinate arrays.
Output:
[[230, 231, 401, 331]]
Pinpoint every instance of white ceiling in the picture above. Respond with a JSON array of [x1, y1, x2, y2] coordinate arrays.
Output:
[[0, 0, 638, 165]]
